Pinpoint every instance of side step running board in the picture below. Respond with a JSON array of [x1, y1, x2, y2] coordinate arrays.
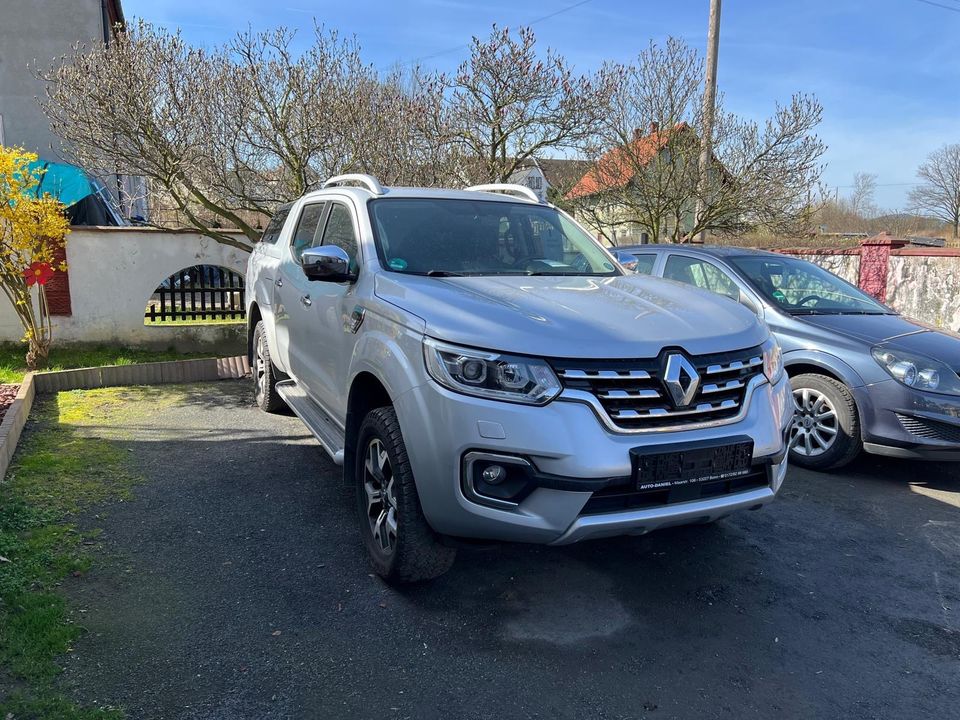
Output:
[[275, 380, 346, 465]]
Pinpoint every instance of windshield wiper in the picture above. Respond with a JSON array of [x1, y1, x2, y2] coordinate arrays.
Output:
[[424, 270, 466, 277]]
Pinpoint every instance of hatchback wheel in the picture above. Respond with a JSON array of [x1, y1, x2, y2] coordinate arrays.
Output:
[[788, 373, 861, 470]]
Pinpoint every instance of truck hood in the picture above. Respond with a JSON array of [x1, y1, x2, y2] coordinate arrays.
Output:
[[374, 274, 767, 359]]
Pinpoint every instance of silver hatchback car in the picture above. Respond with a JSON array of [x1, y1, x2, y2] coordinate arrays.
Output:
[[619, 244, 960, 470]]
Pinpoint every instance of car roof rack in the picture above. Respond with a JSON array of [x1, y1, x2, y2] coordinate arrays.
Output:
[[464, 183, 541, 204], [322, 174, 386, 196]]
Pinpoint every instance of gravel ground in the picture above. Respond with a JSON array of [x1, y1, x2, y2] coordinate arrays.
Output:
[[51, 380, 960, 720]]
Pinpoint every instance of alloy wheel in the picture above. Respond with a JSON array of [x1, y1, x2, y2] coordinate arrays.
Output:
[[790, 387, 839, 457], [363, 438, 398, 555], [254, 332, 267, 401]]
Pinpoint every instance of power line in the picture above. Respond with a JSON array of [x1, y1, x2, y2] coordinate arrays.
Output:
[[382, 0, 595, 70], [913, 0, 960, 13], [833, 182, 920, 188]]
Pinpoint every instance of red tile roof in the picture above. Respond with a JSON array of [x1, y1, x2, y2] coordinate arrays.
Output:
[[566, 123, 689, 200]]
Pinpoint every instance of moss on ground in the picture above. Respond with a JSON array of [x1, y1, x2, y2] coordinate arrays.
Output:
[[0, 386, 189, 718]]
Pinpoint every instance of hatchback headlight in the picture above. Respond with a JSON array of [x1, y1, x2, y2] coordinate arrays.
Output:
[[871, 346, 960, 395], [762, 336, 784, 384], [423, 338, 562, 405]]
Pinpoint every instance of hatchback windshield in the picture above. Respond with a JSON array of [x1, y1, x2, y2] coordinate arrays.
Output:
[[369, 198, 619, 276], [730, 256, 890, 315]]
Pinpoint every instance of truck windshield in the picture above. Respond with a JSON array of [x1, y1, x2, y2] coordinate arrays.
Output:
[[369, 198, 619, 276], [730, 255, 890, 315]]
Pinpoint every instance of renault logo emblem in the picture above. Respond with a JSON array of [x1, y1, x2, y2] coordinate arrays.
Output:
[[662, 354, 700, 408]]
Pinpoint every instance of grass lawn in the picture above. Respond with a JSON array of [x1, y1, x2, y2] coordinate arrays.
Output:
[[143, 317, 244, 328], [0, 343, 221, 384], [0, 386, 191, 718]]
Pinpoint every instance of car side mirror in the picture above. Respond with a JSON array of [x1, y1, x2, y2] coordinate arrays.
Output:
[[301, 246, 355, 282], [613, 250, 639, 272], [739, 289, 761, 315]]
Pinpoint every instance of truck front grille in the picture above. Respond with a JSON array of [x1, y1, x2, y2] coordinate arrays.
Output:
[[552, 346, 765, 431]]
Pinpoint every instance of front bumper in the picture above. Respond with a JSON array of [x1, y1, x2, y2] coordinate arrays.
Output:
[[855, 378, 960, 460], [394, 373, 793, 545]]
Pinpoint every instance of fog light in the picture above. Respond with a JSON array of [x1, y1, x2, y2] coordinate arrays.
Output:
[[482, 464, 506, 484], [462, 452, 537, 509]]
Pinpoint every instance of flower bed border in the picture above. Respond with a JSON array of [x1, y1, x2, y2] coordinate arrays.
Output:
[[0, 355, 249, 480]]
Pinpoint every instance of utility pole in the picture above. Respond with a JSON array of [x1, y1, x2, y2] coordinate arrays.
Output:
[[694, 0, 721, 244]]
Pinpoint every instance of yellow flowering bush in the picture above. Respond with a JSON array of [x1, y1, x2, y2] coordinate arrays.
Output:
[[0, 147, 70, 369]]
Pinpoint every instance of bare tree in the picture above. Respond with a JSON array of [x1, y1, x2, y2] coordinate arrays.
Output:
[[849, 172, 877, 219], [443, 25, 611, 184], [908, 144, 960, 238], [41, 22, 450, 247], [568, 38, 825, 243]]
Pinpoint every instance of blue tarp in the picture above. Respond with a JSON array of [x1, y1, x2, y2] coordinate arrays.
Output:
[[25, 159, 125, 225]]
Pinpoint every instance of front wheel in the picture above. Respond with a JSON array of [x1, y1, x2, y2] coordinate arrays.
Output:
[[356, 406, 456, 583], [788, 373, 862, 470]]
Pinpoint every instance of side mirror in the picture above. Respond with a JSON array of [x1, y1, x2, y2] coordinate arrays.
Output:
[[613, 250, 639, 272], [301, 246, 355, 282], [739, 289, 761, 316]]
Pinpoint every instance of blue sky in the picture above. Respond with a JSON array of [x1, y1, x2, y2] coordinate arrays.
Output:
[[124, 0, 960, 210]]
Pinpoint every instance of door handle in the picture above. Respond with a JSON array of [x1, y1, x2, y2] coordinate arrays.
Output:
[[299, 294, 312, 307], [275, 278, 283, 287]]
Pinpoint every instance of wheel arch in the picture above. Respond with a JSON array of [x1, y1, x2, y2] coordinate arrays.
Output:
[[344, 371, 393, 485], [246, 302, 263, 364], [783, 351, 865, 389]]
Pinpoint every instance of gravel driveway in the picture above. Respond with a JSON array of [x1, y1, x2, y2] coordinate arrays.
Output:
[[53, 380, 960, 719]]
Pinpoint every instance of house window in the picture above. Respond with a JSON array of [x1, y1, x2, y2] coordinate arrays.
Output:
[[528, 176, 542, 190]]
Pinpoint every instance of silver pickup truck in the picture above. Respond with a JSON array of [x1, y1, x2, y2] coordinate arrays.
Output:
[[246, 174, 792, 583]]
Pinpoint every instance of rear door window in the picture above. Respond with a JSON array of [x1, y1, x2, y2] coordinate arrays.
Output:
[[664, 254, 740, 300], [260, 203, 293, 245]]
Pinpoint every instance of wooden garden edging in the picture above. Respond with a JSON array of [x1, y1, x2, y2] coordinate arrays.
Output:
[[0, 355, 250, 480]]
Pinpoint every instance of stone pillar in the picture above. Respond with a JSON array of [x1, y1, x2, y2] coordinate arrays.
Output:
[[858, 232, 907, 303]]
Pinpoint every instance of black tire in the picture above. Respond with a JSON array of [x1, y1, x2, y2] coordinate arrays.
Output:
[[355, 406, 456, 583], [788, 373, 862, 471], [252, 321, 285, 413]]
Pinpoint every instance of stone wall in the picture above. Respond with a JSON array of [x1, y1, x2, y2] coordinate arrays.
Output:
[[782, 246, 960, 333]]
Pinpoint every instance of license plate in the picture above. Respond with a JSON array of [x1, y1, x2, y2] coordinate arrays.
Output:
[[631, 436, 754, 491]]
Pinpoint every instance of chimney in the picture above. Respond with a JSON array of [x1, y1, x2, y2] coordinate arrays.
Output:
[[649, 121, 660, 134]]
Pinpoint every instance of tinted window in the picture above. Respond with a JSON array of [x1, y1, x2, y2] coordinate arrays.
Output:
[[664, 255, 739, 300], [731, 256, 888, 315], [630, 253, 657, 275], [369, 198, 618, 276], [260, 203, 293, 245], [291, 203, 326, 262], [321, 203, 359, 269]]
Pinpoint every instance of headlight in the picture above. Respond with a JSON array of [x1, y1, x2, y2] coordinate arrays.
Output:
[[423, 338, 562, 405], [871, 346, 960, 395], [762, 336, 784, 384]]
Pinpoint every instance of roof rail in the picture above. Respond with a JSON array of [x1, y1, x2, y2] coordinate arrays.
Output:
[[464, 183, 541, 203], [322, 174, 386, 195]]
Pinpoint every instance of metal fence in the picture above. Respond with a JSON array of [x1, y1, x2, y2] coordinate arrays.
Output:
[[145, 265, 246, 323]]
